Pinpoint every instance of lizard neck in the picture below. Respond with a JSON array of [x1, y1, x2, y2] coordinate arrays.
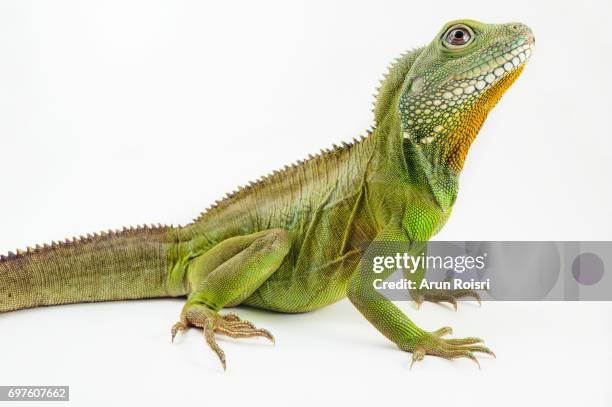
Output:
[[371, 113, 460, 213], [402, 138, 460, 210], [372, 48, 460, 213]]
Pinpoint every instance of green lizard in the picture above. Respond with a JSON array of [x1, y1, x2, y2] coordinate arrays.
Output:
[[0, 19, 533, 369]]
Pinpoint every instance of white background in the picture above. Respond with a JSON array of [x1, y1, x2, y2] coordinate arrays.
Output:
[[1, 1, 611, 406]]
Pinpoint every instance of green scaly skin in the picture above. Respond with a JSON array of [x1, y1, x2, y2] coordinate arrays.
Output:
[[0, 19, 534, 369]]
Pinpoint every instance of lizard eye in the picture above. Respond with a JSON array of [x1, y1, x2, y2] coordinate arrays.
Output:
[[443, 25, 474, 48]]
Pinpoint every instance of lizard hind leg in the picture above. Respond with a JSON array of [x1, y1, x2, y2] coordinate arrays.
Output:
[[170, 228, 292, 370]]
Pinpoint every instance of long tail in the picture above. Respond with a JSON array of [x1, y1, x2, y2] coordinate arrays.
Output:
[[0, 225, 178, 312]]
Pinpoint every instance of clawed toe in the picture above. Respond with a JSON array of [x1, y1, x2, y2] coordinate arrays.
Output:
[[410, 347, 425, 370], [432, 326, 453, 337], [444, 337, 483, 345], [171, 321, 187, 343], [217, 324, 275, 343], [204, 325, 227, 369], [408, 327, 494, 369]]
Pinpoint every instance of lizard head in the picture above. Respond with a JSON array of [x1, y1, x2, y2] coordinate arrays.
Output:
[[396, 19, 534, 171]]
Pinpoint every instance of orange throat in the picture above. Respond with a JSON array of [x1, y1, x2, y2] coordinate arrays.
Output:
[[443, 65, 525, 172]]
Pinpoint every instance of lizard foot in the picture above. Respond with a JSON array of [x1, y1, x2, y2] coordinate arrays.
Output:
[[406, 326, 495, 369], [411, 288, 481, 311], [171, 304, 274, 370]]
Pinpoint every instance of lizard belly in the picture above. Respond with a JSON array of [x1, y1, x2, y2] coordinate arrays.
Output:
[[241, 248, 362, 313]]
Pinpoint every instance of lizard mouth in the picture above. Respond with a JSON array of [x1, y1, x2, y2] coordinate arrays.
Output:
[[452, 38, 534, 84], [425, 37, 533, 105]]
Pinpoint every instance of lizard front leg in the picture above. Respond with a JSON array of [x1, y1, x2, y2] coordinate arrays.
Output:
[[171, 228, 292, 370], [347, 222, 494, 368]]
